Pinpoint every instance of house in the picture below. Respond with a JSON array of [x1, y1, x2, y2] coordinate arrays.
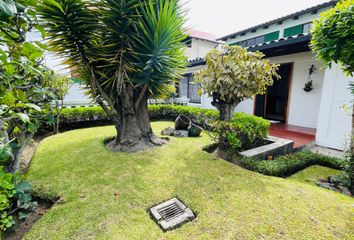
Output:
[[179, 0, 352, 150]]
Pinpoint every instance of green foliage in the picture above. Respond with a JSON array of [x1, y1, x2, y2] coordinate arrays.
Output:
[[57, 105, 219, 130], [212, 113, 270, 150], [238, 150, 344, 177], [0, 0, 60, 171], [0, 167, 37, 232], [311, 0, 354, 75], [38, 0, 187, 108], [194, 45, 280, 105]]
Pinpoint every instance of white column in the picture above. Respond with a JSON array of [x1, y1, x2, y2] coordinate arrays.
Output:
[[316, 64, 353, 150]]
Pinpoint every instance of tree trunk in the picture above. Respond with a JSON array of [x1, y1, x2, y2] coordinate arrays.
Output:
[[107, 86, 166, 152]]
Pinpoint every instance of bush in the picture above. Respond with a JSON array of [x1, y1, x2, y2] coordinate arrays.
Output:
[[212, 113, 270, 151], [0, 167, 37, 233], [55, 105, 219, 130], [238, 150, 344, 177]]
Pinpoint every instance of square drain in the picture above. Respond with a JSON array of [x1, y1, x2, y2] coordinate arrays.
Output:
[[149, 198, 195, 231]]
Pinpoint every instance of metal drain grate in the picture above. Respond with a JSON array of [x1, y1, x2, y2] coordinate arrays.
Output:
[[149, 198, 195, 231]]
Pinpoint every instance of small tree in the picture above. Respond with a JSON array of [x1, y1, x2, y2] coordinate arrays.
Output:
[[311, 0, 354, 194], [0, 0, 59, 172], [49, 73, 71, 134], [195, 46, 280, 121]]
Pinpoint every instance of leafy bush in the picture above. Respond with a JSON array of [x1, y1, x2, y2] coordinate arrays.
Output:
[[0, 167, 37, 232], [238, 150, 344, 177], [56, 105, 219, 130], [212, 113, 270, 151]]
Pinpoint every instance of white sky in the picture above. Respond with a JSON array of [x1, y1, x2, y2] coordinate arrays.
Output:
[[180, 0, 329, 38]]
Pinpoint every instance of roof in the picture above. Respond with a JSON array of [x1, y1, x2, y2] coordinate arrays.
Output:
[[187, 29, 219, 43], [218, 0, 338, 41]]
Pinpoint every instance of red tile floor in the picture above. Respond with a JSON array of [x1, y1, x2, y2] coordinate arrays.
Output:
[[269, 123, 316, 148]]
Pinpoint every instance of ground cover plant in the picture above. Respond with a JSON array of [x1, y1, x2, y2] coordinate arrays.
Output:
[[238, 150, 344, 177], [23, 122, 354, 239]]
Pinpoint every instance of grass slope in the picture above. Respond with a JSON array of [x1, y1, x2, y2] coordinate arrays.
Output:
[[25, 122, 354, 240], [289, 165, 341, 185]]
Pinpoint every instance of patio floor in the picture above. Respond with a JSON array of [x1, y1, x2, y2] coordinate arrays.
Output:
[[269, 123, 316, 148]]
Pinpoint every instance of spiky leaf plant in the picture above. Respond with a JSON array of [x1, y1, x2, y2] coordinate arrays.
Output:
[[38, 0, 187, 152]]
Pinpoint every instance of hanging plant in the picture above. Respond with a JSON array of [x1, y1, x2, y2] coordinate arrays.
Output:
[[304, 64, 316, 92]]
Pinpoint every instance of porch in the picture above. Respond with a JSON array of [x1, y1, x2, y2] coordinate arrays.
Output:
[[269, 123, 316, 149]]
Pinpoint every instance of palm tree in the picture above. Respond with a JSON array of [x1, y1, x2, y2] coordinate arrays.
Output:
[[38, 0, 187, 152]]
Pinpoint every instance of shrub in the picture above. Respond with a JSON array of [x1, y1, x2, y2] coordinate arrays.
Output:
[[212, 113, 270, 151], [0, 167, 37, 233], [55, 105, 219, 130], [238, 150, 344, 177]]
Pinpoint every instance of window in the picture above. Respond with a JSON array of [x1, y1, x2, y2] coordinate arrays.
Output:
[[284, 24, 303, 37], [255, 35, 265, 45], [178, 74, 201, 104], [182, 37, 192, 48], [246, 38, 256, 47], [302, 23, 312, 33]]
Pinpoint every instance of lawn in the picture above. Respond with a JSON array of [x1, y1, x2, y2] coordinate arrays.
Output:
[[288, 165, 341, 185], [25, 122, 354, 240]]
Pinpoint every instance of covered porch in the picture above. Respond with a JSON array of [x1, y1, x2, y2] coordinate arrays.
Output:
[[269, 123, 316, 149]]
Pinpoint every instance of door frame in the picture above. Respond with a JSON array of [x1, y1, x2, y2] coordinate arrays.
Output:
[[253, 62, 294, 123]]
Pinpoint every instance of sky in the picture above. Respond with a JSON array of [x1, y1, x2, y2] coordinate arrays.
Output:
[[180, 0, 329, 38]]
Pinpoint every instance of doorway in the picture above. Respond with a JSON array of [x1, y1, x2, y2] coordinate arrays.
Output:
[[254, 63, 293, 122]]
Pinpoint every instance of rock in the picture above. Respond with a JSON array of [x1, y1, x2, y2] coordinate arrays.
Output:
[[188, 123, 203, 137], [161, 127, 175, 136], [174, 130, 189, 138]]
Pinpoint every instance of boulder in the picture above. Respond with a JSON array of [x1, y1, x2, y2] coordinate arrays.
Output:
[[161, 127, 175, 136], [174, 130, 189, 138]]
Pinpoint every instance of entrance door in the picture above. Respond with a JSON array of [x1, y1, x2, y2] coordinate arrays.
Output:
[[255, 63, 292, 122]]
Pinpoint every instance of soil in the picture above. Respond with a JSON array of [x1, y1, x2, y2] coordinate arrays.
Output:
[[3, 199, 54, 240]]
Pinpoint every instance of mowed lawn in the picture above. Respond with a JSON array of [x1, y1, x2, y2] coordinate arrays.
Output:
[[25, 122, 354, 240]]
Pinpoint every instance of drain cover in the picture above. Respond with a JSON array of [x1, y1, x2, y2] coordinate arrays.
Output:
[[149, 198, 195, 231]]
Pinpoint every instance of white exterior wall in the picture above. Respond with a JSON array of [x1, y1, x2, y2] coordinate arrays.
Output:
[[227, 52, 324, 129], [269, 52, 325, 128], [185, 38, 218, 60], [316, 64, 352, 150]]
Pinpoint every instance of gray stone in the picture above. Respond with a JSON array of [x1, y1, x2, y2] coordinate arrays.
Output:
[[161, 127, 175, 136], [174, 130, 189, 138], [239, 136, 294, 159]]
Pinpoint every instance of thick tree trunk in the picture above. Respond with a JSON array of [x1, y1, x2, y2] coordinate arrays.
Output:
[[107, 87, 166, 152], [217, 103, 238, 121]]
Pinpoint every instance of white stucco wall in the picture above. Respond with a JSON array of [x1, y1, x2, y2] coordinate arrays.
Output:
[[316, 64, 352, 150], [269, 52, 325, 128], [185, 38, 218, 60]]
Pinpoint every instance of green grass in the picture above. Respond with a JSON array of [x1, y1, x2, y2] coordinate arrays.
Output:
[[25, 122, 354, 240], [288, 165, 341, 185]]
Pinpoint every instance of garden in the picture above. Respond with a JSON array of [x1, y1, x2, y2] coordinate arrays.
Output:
[[1, 0, 354, 239]]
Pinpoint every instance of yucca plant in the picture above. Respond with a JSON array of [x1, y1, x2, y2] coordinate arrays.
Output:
[[38, 0, 187, 152]]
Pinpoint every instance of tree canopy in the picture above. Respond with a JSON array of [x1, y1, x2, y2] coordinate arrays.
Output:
[[195, 46, 279, 120], [311, 0, 354, 75]]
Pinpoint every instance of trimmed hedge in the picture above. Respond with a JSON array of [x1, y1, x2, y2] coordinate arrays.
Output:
[[58, 104, 219, 129], [238, 150, 344, 177]]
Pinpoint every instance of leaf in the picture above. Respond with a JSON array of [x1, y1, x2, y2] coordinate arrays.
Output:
[[34, 25, 46, 39], [26, 103, 41, 111], [16, 113, 30, 123], [0, 0, 17, 19]]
